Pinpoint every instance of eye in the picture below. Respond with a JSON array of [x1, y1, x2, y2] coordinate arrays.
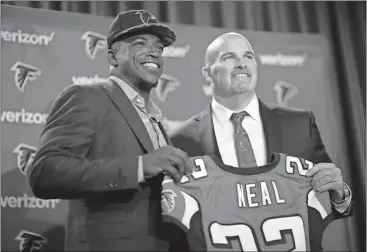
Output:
[[224, 55, 234, 60], [134, 41, 145, 47], [245, 54, 254, 59], [157, 45, 164, 52]]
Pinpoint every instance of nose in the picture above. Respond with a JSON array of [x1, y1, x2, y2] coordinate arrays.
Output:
[[147, 50, 159, 58], [234, 57, 246, 69], [147, 46, 160, 59]]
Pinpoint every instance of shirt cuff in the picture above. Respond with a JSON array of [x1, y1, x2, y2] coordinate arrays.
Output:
[[137, 156, 145, 183], [331, 182, 352, 213]]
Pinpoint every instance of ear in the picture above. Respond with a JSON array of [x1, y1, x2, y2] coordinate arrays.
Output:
[[107, 49, 118, 67], [202, 66, 213, 83]]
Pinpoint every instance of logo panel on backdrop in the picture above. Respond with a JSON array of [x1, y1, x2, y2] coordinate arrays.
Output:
[[15, 230, 47, 252], [10, 62, 41, 92], [13, 143, 37, 176], [1, 109, 48, 125], [273, 80, 299, 107], [81, 31, 107, 60], [156, 73, 181, 102], [258, 53, 308, 67], [1, 29, 54, 46], [1, 194, 60, 209]]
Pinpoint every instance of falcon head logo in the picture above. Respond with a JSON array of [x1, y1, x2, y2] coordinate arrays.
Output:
[[10, 62, 41, 92], [161, 189, 177, 212], [13, 143, 37, 176], [81, 31, 107, 60], [135, 10, 156, 24], [155, 73, 181, 102], [15, 230, 47, 252], [273, 80, 299, 107]]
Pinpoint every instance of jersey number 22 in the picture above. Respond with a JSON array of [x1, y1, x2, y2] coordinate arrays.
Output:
[[210, 215, 306, 251]]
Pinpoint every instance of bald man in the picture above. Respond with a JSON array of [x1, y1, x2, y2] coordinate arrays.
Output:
[[169, 32, 353, 251]]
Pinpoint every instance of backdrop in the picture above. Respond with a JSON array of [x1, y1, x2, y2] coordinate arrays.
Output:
[[0, 4, 360, 252]]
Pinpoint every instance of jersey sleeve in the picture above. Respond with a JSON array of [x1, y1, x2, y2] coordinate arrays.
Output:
[[161, 156, 211, 233], [161, 175, 200, 233], [307, 189, 332, 219], [307, 189, 334, 251]]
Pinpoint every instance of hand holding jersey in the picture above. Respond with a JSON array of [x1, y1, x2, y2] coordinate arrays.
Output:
[[161, 153, 334, 251], [142, 146, 193, 183], [306, 163, 347, 202]]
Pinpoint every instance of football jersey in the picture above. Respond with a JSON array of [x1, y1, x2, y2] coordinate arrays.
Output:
[[161, 153, 334, 252]]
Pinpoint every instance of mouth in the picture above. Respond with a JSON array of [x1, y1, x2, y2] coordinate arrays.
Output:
[[141, 62, 160, 69], [232, 71, 251, 78]]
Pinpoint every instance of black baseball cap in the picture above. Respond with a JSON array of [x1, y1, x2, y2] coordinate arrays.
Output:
[[107, 10, 176, 48]]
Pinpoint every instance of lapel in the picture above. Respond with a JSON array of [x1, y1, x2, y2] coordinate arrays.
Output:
[[158, 122, 173, 146], [196, 105, 222, 159], [101, 78, 154, 153], [258, 100, 283, 162]]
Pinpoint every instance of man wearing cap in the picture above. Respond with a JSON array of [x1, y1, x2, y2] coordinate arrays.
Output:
[[29, 10, 192, 251]]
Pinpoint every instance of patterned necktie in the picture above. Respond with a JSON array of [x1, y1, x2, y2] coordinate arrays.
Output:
[[230, 111, 257, 168]]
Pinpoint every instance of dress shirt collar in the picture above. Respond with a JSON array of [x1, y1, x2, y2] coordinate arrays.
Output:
[[211, 94, 261, 126], [109, 75, 162, 122]]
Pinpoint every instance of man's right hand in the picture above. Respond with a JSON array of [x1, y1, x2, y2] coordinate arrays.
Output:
[[142, 146, 193, 183]]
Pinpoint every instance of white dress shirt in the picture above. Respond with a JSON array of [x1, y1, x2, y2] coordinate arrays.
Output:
[[212, 95, 267, 167], [211, 95, 351, 213]]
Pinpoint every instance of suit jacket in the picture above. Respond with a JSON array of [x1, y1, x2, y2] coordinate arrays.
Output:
[[171, 100, 333, 165], [29, 79, 173, 251], [169, 100, 354, 251]]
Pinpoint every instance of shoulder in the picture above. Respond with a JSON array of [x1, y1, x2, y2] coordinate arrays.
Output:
[[51, 82, 109, 113], [263, 101, 312, 119], [57, 82, 107, 100], [169, 112, 203, 139]]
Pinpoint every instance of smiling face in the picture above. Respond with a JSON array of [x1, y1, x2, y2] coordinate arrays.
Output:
[[108, 34, 165, 92], [203, 33, 258, 98]]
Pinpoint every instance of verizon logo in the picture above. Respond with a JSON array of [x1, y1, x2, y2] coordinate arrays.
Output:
[[162, 45, 190, 58], [258, 53, 307, 67], [72, 75, 107, 85], [1, 29, 54, 46], [1, 194, 60, 209], [1, 109, 48, 124]]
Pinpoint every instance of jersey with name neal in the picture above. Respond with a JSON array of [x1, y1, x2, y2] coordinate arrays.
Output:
[[161, 153, 334, 252]]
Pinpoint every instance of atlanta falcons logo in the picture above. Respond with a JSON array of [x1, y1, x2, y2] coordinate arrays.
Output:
[[155, 73, 181, 102], [13, 143, 37, 176], [15, 230, 47, 252], [81, 31, 107, 60], [10, 62, 41, 92], [161, 189, 177, 212], [273, 80, 299, 107], [135, 10, 156, 24]]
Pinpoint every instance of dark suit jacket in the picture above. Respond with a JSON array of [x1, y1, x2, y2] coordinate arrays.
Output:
[[171, 100, 333, 165], [169, 100, 353, 251], [29, 79, 173, 251]]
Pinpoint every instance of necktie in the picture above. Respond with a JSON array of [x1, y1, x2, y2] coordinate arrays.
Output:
[[230, 111, 257, 168]]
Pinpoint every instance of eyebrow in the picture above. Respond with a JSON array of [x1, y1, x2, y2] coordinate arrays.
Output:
[[245, 51, 255, 57], [219, 52, 234, 59], [128, 35, 164, 46], [128, 36, 148, 42], [219, 51, 255, 59]]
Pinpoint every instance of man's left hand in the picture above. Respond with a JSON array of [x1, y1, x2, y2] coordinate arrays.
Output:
[[306, 163, 345, 202]]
